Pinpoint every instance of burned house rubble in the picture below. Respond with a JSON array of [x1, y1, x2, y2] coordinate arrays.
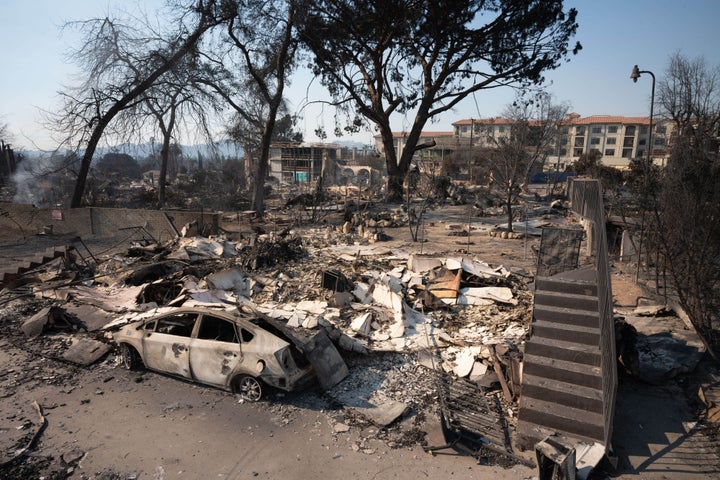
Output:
[[1, 187, 718, 479]]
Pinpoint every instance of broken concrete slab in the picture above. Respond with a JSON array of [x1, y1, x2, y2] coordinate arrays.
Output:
[[48, 285, 145, 313], [184, 289, 238, 307], [21, 306, 88, 336], [303, 329, 349, 390], [63, 304, 118, 332], [407, 254, 443, 273], [575, 441, 605, 480], [329, 291, 354, 308], [295, 300, 328, 315], [455, 348, 476, 378], [204, 269, 253, 297], [469, 361, 489, 381], [458, 286, 517, 305], [371, 284, 403, 312], [338, 333, 368, 353], [350, 312, 373, 336], [61, 337, 112, 366], [417, 349, 442, 370], [444, 256, 511, 279], [353, 282, 372, 303], [21, 307, 53, 337], [332, 390, 409, 427]]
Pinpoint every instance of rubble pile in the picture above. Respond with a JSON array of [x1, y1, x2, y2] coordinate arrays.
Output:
[[4, 222, 535, 388], [0, 218, 537, 469]]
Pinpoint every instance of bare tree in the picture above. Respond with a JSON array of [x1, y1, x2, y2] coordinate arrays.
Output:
[[196, 0, 299, 216], [653, 53, 720, 358], [298, 0, 580, 201], [483, 92, 570, 232], [49, 1, 229, 208], [140, 65, 223, 209]]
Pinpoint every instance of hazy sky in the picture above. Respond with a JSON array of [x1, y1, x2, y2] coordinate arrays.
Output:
[[1, 0, 718, 150]]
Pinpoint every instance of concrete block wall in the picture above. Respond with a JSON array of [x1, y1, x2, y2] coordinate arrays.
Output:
[[0, 203, 218, 241]]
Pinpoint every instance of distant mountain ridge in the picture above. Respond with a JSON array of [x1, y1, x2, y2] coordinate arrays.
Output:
[[20, 139, 371, 160]]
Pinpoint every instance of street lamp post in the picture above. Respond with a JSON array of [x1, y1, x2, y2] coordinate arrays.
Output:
[[630, 65, 656, 283], [630, 65, 656, 171]]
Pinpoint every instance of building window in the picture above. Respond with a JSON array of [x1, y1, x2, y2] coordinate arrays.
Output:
[[498, 126, 506, 133], [654, 137, 666, 146], [461, 126, 468, 133], [575, 126, 586, 135], [574, 137, 584, 147], [606, 137, 616, 145], [559, 148, 567, 156], [590, 137, 601, 145], [591, 126, 602, 134], [622, 149, 633, 158], [560, 127, 570, 134], [623, 137, 634, 148], [656, 124, 667, 134], [605, 149, 615, 156], [638, 138, 646, 146], [640, 126, 648, 134], [608, 126, 619, 133], [625, 126, 636, 135], [573, 148, 583, 157]]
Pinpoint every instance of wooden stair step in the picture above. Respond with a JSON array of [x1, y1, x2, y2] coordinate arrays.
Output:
[[518, 396, 605, 443], [534, 290, 599, 312], [531, 320, 600, 346], [523, 337, 601, 366], [533, 304, 600, 329], [522, 353, 602, 389], [535, 276, 598, 296], [521, 373, 603, 412]]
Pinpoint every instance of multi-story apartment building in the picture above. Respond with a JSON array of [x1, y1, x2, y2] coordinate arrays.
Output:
[[371, 114, 673, 179], [453, 113, 674, 171], [268, 143, 381, 185]]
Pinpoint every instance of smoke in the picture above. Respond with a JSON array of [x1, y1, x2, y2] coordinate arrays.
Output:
[[12, 153, 73, 208]]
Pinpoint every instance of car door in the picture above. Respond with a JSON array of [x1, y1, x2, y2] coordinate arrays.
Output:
[[141, 312, 196, 378], [188, 314, 243, 387]]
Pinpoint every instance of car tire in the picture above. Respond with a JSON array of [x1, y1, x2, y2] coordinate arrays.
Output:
[[119, 343, 143, 370], [233, 375, 263, 402]]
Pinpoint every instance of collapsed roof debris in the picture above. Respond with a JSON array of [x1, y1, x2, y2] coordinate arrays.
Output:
[[4, 224, 532, 411]]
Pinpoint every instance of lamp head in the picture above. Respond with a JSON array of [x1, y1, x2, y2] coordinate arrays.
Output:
[[630, 65, 641, 83]]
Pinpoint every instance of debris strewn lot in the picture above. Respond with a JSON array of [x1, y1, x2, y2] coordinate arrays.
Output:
[[1, 201, 718, 479]]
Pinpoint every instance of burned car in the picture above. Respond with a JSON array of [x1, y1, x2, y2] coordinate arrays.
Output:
[[113, 307, 313, 401]]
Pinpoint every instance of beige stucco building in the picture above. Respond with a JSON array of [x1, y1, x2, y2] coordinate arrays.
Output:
[[372, 114, 674, 175], [452, 113, 674, 171]]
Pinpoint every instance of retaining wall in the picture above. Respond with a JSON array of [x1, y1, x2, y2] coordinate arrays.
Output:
[[0, 203, 219, 242]]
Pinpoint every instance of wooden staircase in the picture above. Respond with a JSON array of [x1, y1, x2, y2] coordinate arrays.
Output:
[[517, 269, 607, 448]]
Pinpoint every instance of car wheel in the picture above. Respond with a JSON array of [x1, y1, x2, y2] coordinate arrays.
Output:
[[233, 375, 263, 402], [119, 343, 143, 370]]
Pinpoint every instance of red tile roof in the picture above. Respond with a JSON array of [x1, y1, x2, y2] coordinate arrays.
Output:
[[453, 115, 652, 126], [572, 115, 650, 125], [374, 131, 455, 139]]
